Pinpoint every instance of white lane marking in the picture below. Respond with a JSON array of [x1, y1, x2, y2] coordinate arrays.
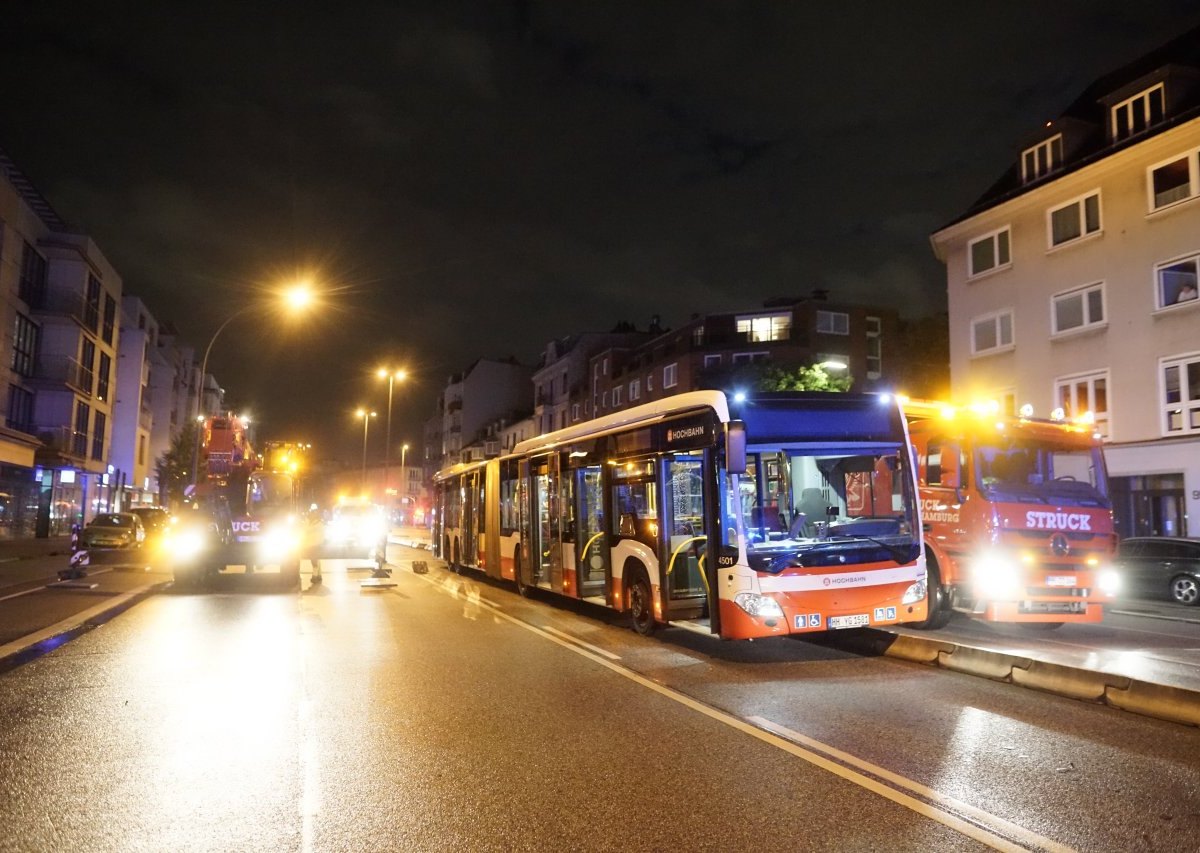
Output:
[[0, 581, 158, 659], [750, 716, 1073, 853], [541, 625, 621, 660], [412, 573, 1062, 851], [0, 568, 115, 602]]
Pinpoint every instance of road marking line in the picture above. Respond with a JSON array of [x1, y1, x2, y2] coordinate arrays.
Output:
[[0, 581, 158, 660], [541, 625, 621, 660], [0, 568, 114, 602], [413, 572, 1064, 851]]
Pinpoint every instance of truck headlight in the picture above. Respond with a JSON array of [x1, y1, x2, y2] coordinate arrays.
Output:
[[259, 527, 298, 560], [973, 553, 1022, 600], [902, 577, 927, 605], [1098, 569, 1121, 595], [173, 530, 206, 560], [733, 592, 784, 619]]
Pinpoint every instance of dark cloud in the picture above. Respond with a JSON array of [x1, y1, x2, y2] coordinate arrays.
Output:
[[3, 1, 1199, 460]]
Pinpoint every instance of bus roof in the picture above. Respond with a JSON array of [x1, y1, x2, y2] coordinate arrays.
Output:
[[512, 390, 730, 457]]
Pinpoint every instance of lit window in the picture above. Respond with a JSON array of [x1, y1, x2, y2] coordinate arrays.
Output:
[[968, 228, 1011, 278], [1112, 83, 1165, 142], [1148, 153, 1196, 210], [815, 310, 849, 335], [1056, 371, 1110, 439], [1161, 352, 1200, 435], [663, 363, 677, 388], [1052, 282, 1105, 335], [736, 312, 791, 342], [1048, 192, 1101, 247], [1155, 255, 1200, 309], [971, 310, 1014, 355], [1021, 134, 1063, 183]]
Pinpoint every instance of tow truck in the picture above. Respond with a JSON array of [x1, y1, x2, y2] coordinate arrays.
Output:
[[901, 398, 1120, 629]]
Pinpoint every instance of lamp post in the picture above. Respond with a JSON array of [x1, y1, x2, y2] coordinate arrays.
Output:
[[189, 284, 315, 488], [400, 442, 410, 517], [356, 409, 376, 491], [376, 368, 407, 521]]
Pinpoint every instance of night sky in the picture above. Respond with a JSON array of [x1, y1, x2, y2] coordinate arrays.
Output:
[[4, 2, 1199, 462]]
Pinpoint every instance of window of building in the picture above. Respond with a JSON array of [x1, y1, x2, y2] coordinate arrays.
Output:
[[92, 411, 106, 461], [1052, 282, 1105, 335], [815, 310, 849, 335], [560, 411, 567, 430], [560, 371, 568, 395], [692, 325, 705, 346], [73, 401, 90, 457], [18, 242, 47, 307], [601, 391, 608, 409], [571, 403, 581, 421], [12, 314, 37, 377], [968, 228, 1011, 278], [629, 379, 641, 401], [736, 312, 791, 342], [80, 338, 96, 395], [96, 352, 111, 402], [1021, 134, 1063, 183], [1112, 83, 1165, 142], [1161, 352, 1200, 435], [1156, 254, 1200, 309], [732, 351, 769, 364], [138, 434, 147, 467], [84, 275, 102, 332], [971, 310, 1014, 356], [6, 385, 34, 434], [663, 363, 678, 388], [647, 372, 653, 392], [703, 354, 721, 368], [102, 294, 116, 345], [1055, 371, 1110, 439], [1048, 192, 1101, 247], [613, 385, 624, 406], [865, 316, 881, 378], [994, 389, 1017, 416], [1148, 152, 1197, 210], [602, 357, 609, 375]]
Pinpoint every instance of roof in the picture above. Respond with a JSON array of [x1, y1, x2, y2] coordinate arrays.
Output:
[[0, 147, 70, 231]]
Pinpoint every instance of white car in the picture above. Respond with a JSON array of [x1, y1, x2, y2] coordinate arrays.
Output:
[[323, 504, 388, 557]]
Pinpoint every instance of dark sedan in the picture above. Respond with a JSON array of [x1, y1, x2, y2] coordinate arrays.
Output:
[[1114, 537, 1200, 606]]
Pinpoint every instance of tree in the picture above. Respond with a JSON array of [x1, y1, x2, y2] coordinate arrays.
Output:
[[699, 360, 853, 394], [155, 422, 205, 507]]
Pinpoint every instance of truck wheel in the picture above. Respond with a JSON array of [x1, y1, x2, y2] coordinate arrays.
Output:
[[908, 554, 952, 630]]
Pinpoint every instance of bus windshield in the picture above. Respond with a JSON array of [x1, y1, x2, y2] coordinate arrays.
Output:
[[735, 447, 919, 572], [975, 437, 1109, 507]]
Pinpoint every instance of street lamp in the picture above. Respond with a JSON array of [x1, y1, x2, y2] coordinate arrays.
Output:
[[189, 283, 316, 487], [376, 367, 407, 520], [356, 408, 377, 491], [400, 442, 410, 514]]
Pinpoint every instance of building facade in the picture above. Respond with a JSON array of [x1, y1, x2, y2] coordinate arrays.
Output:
[[931, 27, 1200, 537]]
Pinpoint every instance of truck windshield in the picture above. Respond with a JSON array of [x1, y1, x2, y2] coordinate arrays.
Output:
[[247, 473, 295, 514], [975, 437, 1109, 507], [735, 447, 920, 572]]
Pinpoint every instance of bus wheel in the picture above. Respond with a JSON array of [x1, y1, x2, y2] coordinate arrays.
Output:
[[452, 541, 462, 574], [627, 567, 657, 637], [513, 547, 531, 597], [908, 554, 952, 630]]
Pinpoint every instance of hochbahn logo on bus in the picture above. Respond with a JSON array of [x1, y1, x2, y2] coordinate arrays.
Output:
[[666, 425, 706, 443]]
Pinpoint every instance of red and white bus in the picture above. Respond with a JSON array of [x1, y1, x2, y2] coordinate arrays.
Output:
[[434, 390, 927, 640]]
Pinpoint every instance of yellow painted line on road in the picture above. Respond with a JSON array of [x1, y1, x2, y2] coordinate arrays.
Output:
[[0, 580, 159, 659], [413, 570, 1072, 852]]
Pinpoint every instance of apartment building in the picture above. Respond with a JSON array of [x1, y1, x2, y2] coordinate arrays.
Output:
[[111, 296, 160, 506], [531, 326, 651, 434], [426, 357, 532, 471], [931, 26, 1200, 537]]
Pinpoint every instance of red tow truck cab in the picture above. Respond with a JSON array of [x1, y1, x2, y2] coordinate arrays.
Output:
[[901, 398, 1119, 628]]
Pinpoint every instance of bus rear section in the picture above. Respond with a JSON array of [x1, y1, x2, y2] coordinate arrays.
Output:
[[717, 393, 927, 639], [903, 399, 1119, 628]]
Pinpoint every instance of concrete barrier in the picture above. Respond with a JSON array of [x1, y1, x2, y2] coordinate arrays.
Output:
[[1105, 681, 1200, 727], [1011, 660, 1124, 702], [938, 645, 1031, 681]]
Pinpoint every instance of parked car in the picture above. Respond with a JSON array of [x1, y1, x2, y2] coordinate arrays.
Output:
[[81, 513, 147, 565], [1114, 537, 1200, 606], [130, 506, 172, 548]]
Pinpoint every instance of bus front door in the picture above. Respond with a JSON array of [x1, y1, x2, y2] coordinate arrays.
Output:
[[575, 464, 609, 602], [662, 452, 709, 621]]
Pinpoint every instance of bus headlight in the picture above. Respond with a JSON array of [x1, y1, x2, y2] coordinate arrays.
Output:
[[733, 592, 784, 619], [972, 553, 1022, 600], [902, 577, 927, 605], [1098, 569, 1121, 595]]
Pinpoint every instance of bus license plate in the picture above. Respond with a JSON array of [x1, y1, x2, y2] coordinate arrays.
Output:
[[829, 614, 870, 629]]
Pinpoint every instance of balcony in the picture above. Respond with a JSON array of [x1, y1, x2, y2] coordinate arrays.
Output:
[[33, 356, 93, 396], [36, 425, 88, 459], [31, 288, 88, 327]]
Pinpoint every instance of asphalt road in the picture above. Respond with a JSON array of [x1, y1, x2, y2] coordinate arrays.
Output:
[[1, 544, 1199, 851]]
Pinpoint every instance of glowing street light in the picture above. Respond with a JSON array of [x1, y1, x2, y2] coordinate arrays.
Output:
[[189, 282, 317, 487], [356, 408, 377, 490], [376, 367, 407, 520]]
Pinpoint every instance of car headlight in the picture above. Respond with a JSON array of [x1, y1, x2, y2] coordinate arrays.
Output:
[[902, 577, 927, 605], [733, 592, 784, 619], [972, 553, 1023, 600], [1098, 569, 1121, 595]]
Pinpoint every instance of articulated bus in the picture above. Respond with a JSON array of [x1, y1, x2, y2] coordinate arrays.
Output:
[[433, 390, 927, 640]]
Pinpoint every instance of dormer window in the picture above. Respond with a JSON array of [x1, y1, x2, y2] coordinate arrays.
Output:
[[1112, 83, 1165, 142], [1021, 134, 1063, 183]]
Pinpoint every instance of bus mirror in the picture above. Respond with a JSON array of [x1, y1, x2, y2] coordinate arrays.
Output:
[[725, 420, 747, 474]]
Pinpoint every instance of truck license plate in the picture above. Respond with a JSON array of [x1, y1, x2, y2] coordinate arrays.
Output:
[[829, 614, 870, 629], [1046, 576, 1077, 587]]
